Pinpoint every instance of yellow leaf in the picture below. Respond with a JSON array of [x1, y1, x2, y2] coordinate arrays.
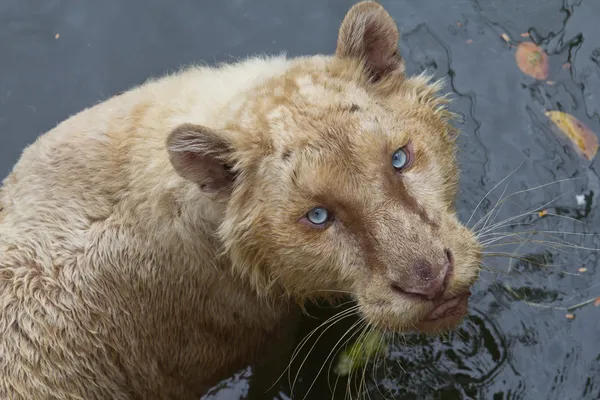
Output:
[[538, 209, 548, 217], [334, 330, 386, 376], [545, 111, 599, 161], [515, 42, 548, 80]]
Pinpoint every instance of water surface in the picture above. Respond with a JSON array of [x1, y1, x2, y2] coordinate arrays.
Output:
[[1, 0, 599, 399]]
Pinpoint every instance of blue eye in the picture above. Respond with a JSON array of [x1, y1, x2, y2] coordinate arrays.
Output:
[[392, 147, 408, 170], [307, 207, 329, 225]]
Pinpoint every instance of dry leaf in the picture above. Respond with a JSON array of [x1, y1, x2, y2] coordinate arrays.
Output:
[[538, 209, 548, 217], [578, 267, 587, 273], [594, 297, 600, 307], [562, 62, 571, 69], [466, 39, 474, 44], [520, 32, 530, 37], [501, 33, 511, 43], [565, 313, 575, 320], [55, 33, 60, 39], [515, 42, 549, 80], [545, 111, 599, 161], [546, 80, 555, 85]]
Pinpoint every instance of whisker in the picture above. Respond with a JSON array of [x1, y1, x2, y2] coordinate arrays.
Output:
[[476, 192, 571, 237], [355, 325, 372, 400], [484, 239, 598, 252], [502, 283, 600, 312], [465, 158, 525, 228], [480, 230, 591, 248], [329, 323, 367, 400], [326, 321, 369, 389], [278, 305, 360, 393], [471, 177, 581, 233], [290, 306, 361, 395], [475, 168, 516, 235], [300, 318, 367, 400], [481, 252, 566, 268], [346, 324, 371, 400], [371, 328, 389, 400], [478, 230, 597, 240]]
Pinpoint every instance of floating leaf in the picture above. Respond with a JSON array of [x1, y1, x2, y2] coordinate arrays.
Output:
[[466, 39, 474, 44], [501, 33, 511, 43], [515, 42, 549, 80], [538, 209, 548, 217], [565, 313, 575, 320], [594, 297, 600, 307], [545, 111, 599, 161], [334, 330, 387, 376], [578, 267, 587, 273], [54, 33, 60, 39], [520, 32, 530, 38], [562, 62, 571, 69]]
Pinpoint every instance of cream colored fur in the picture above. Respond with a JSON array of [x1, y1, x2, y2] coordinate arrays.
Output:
[[0, 2, 481, 399]]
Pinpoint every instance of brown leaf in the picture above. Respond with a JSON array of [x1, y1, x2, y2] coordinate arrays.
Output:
[[501, 33, 511, 43], [562, 62, 571, 69], [594, 297, 600, 307], [520, 32, 530, 37], [578, 267, 587, 273], [545, 111, 599, 161], [515, 42, 549, 80], [565, 313, 575, 320]]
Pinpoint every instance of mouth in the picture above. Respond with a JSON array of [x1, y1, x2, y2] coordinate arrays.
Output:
[[414, 291, 471, 332]]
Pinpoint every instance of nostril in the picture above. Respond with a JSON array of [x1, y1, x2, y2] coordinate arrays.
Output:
[[443, 248, 454, 287], [391, 251, 455, 301], [390, 280, 444, 301], [390, 282, 424, 299], [445, 249, 453, 266]]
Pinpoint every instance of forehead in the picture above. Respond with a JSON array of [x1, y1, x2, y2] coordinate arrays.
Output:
[[265, 76, 403, 156], [251, 63, 448, 193], [257, 64, 442, 154]]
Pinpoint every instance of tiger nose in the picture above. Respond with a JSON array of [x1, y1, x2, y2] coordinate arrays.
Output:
[[390, 250, 453, 300]]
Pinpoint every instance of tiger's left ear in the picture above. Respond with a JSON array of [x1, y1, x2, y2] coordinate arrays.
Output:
[[336, 1, 403, 82], [166, 123, 236, 201]]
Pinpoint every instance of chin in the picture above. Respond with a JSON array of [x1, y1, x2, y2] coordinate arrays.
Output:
[[360, 291, 472, 335], [412, 294, 470, 334]]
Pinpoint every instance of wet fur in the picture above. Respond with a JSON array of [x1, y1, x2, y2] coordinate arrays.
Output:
[[0, 2, 481, 398]]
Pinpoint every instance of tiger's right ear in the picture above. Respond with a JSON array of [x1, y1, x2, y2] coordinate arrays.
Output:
[[166, 123, 235, 199], [336, 1, 403, 82]]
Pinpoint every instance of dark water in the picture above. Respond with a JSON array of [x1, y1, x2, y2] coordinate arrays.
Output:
[[1, 0, 599, 399]]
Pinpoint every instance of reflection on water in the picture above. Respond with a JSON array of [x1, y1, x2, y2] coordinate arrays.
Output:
[[372, 310, 508, 399], [208, 0, 600, 398]]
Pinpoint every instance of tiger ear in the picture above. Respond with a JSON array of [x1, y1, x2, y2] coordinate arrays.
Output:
[[166, 123, 235, 199], [336, 1, 403, 82]]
